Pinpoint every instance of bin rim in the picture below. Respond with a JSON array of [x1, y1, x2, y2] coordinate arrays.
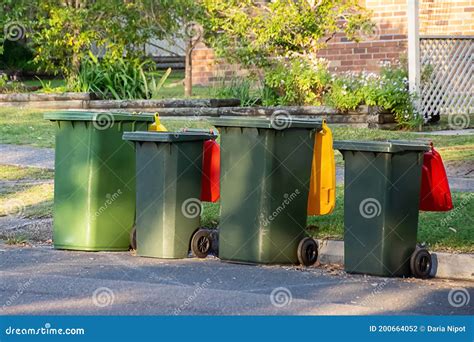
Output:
[[333, 139, 431, 153], [208, 116, 322, 130], [44, 110, 153, 122], [123, 131, 216, 143]]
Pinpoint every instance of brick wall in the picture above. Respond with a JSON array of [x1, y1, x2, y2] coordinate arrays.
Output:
[[192, 0, 474, 85], [420, 0, 474, 34]]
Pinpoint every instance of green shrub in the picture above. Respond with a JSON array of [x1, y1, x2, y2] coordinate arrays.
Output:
[[69, 54, 170, 100], [324, 72, 365, 111], [213, 77, 259, 106], [264, 57, 331, 106], [373, 64, 421, 128], [0, 74, 7, 88], [261, 59, 422, 129], [0, 74, 28, 94]]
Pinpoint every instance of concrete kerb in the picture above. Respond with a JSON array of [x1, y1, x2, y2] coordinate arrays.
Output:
[[317, 239, 474, 281]]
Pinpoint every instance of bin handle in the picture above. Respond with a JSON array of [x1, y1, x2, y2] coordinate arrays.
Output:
[[319, 120, 329, 136]]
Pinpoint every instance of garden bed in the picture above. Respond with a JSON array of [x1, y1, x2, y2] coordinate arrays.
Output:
[[0, 94, 397, 129], [124, 105, 397, 129]]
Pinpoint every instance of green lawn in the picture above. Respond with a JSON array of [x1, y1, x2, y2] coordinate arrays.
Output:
[[309, 187, 474, 253], [0, 107, 472, 251], [0, 164, 54, 181], [0, 108, 53, 147], [1, 107, 473, 151], [0, 165, 472, 251], [331, 126, 474, 165], [201, 189, 473, 253], [0, 165, 54, 219]]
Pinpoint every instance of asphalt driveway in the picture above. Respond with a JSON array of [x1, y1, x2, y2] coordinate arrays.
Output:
[[1, 244, 472, 316]]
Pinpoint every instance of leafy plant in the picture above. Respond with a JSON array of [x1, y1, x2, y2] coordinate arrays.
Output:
[[372, 64, 420, 128], [69, 54, 171, 100], [1, 0, 202, 77], [326, 64, 422, 128], [36, 77, 67, 93], [264, 56, 331, 106], [0, 74, 28, 93], [144, 68, 172, 100], [0, 74, 7, 88], [324, 74, 364, 111], [213, 77, 260, 106], [258, 59, 422, 128], [203, 0, 373, 70]]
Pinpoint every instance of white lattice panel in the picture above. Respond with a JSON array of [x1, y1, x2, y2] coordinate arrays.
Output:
[[419, 36, 473, 119]]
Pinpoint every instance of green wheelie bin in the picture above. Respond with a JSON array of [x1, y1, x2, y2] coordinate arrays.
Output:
[[44, 111, 152, 251], [123, 130, 216, 259], [334, 140, 432, 278], [209, 117, 322, 265]]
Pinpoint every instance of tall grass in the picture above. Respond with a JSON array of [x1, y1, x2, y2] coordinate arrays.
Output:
[[212, 77, 260, 106], [70, 53, 171, 100]]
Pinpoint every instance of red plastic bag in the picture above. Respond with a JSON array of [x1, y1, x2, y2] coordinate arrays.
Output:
[[200, 139, 220, 202], [419, 144, 453, 211]]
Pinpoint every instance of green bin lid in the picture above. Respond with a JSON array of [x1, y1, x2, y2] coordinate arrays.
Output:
[[44, 111, 153, 122], [208, 117, 322, 130], [333, 140, 430, 153], [123, 131, 215, 143]]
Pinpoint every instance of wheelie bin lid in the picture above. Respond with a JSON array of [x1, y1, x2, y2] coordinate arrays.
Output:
[[208, 117, 322, 130], [44, 111, 153, 122], [123, 131, 216, 143], [333, 140, 431, 153]]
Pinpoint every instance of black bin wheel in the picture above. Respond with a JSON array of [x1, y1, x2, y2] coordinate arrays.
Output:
[[410, 247, 432, 279], [297, 237, 318, 266], [130, 226, 137, 250], [191, 229, 212, 258]]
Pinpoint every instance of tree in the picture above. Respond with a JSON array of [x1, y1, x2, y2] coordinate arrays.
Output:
[[201, 0, 374, 70], [199, 0, 375, 105], [1, 0, 199, 78], [184, 22, 204, 97]]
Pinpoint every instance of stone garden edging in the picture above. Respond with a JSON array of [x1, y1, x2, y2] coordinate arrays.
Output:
[[0, 92, 397, 129]]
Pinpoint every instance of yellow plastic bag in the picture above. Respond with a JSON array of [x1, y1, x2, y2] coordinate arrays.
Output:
[[307, 120, 336, 216], [148, 113, 167, 132]]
